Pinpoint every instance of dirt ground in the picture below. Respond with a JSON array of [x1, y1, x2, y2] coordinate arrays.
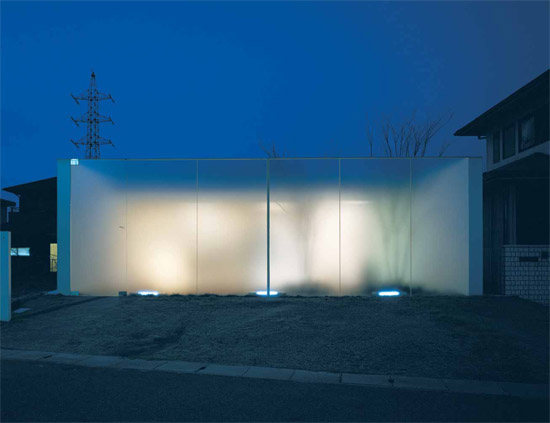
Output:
[[1, 294, 548, 383]]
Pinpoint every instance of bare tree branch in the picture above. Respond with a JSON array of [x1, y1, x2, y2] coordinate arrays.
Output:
[[366, 114, 374, 157], [438, 141, 451, 157], [258, 138, 285, 158], [368, 111, 454, 158], [381, 120, 393, 157]]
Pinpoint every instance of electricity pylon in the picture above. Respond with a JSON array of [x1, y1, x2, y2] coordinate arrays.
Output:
[[70, 71, 115, 159]]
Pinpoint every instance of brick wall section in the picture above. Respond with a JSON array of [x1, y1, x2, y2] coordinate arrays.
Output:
[[502, 245, 549, 305]]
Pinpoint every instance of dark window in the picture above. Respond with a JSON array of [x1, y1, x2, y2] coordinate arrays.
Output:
[[535, 106, 549, 145], [518, 107, 549, 153], [502, 124, 516, 159], [519, 115, 535, 152], [492, 131, 500, 163], [516, 180, 550, 245]]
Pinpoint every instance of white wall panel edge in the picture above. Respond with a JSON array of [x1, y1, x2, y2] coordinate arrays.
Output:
[[468, 158, 483, 295], [57, 159, 71, 295], [1, 232, 11, 321]]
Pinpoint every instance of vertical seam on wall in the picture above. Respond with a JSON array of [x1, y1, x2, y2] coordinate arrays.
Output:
[[267, 159, 271, 295], [196, 160, 199, 295], [409, 158, 412, 296], [68, 162, 72, 293], [125, 160, 128, 292], [467, 159, 470, 294], [338, 158, 341, 296]]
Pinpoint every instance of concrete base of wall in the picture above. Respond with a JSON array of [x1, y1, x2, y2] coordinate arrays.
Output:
[[1, 232, 11, 322]]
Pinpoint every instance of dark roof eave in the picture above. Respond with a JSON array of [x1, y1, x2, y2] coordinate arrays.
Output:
[[2, 177, 57, 194], [454, 69, 549, 137], [0, 198, 16, 206]]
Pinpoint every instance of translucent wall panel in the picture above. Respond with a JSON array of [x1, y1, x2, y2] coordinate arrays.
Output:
[[411, 158, 469, 294], [197, 160, 267, 294], [70, 161, 127, 295], [269, 159, 339, 295], [340, 159, 411, 295], [126, 160, 197, 295], [65, 158, 479, 297]]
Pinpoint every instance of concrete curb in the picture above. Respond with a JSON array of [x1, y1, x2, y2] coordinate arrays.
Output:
[[1, 349, 548, 399]]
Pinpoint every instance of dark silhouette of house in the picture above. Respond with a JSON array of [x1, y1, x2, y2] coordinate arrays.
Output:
[[455, 69, 549, 303], [2, 177, 57, 294], [0, 198, 16, 225]]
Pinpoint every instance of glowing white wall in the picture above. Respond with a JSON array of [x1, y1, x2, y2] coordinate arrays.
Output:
[[197, 160, 267, 294], [70, 161, 127, 295], [411, 159, 470, 294], [59, 158, 482, 296], [341, 159, 411, 295], [269, 160, 340, 295], [125, 161, 197, 295]]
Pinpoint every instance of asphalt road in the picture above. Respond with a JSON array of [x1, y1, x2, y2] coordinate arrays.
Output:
[[1, 360, 548, 422]]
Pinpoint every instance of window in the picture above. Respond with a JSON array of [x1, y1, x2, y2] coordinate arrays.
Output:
[[517, 107, 549, 153], [535, 107, 549, 144], [492, 131, 500, 163], [516, 182, 549, 245], [519, 115, 535, 152], [50, 243, 58, 272], [10, 247, 30, 256], [502, 124, 516, 159]]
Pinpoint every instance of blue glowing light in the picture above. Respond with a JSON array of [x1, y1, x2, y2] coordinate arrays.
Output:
[[378, 290, 400, 297], [137, 290, 159, 296], [256, 290, 279, 296]]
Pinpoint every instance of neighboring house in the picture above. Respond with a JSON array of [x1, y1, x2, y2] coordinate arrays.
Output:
[[2, 177, 57, 292], [0, 198, 16, 225], [455, 69, 549, 304]]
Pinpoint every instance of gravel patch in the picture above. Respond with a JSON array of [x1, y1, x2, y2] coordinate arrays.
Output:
[[9, 295, 98, 318], [1, 295, 547, 383]]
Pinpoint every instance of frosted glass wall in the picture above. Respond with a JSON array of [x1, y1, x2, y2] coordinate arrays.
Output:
[[63, 158, 481, 296], [269, 159, 340, 295], [340, 159, 411, 295], [70, 161, 127, 295], [197, 160, 267, 294], [126, 161, 197, 295], [411, 158, 470, 294]]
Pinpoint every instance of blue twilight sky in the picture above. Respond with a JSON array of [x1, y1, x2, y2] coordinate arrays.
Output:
[[1, 1, 549, 193]]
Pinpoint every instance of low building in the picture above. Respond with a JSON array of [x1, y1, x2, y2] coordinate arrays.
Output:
[[455, 69, 549, 304], [0, 198, 16, 225], [2, 177, 57, 293]]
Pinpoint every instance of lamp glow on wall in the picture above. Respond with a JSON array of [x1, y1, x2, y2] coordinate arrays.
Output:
[[60, 157, 482, 297]]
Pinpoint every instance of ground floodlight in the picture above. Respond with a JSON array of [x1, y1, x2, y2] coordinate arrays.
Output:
[[256, 290, 279, 296], [378, 290, 400, 297], [137, 290, 159, 296]]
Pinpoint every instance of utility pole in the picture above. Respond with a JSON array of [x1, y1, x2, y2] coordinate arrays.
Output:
[[70, 71, 115, 159]]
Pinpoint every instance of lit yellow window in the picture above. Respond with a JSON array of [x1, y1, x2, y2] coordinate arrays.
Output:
[[50, 243, 57, 272]]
